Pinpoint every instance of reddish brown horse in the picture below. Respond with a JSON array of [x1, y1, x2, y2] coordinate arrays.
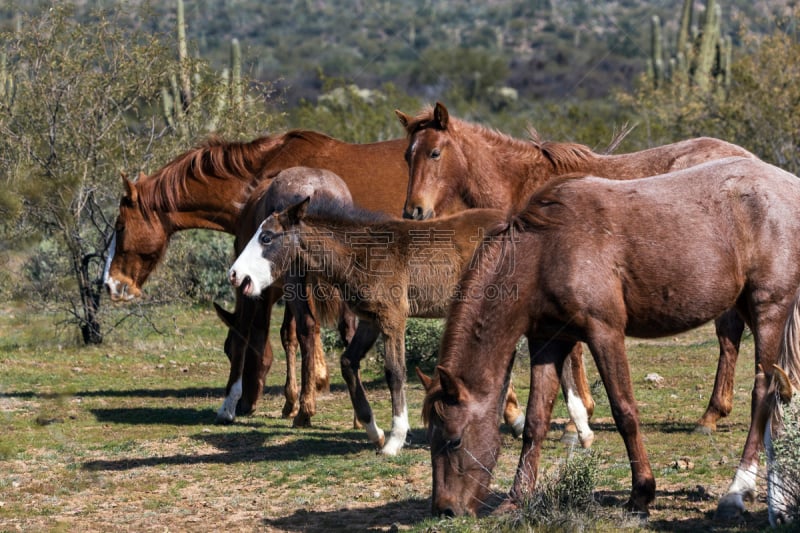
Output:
[[396, 102, 758, 436], [419, 157, 800, 521], [104, 131, 408, 418], [228, 197, 593, 454]]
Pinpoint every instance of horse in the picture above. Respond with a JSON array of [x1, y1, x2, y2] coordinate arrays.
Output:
[[103, 130, 592, 435], [227, 197, 596, 455], [418, 157, 800, 520], [104, 131, 408, 420], [212, 167, 355, 426], [396, 101, 759, 436], [761, 289, 800, 527]]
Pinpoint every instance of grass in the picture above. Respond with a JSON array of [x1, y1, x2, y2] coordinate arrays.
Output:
[[0, 301, 774, 531]]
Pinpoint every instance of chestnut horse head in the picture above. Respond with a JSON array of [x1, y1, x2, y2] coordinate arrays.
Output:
[[396, 102, 472, 220], [104, 173, 170, 301], [104, 136, 279, 301]]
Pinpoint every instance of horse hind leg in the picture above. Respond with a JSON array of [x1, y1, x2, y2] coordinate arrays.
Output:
[[559, 343, 595, 449], [696, 309, 744, 434], [279, 306, 300, 419], [340, 320, 384, 448]]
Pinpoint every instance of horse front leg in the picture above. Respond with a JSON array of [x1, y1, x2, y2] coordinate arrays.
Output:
[[509, 337, 573, 504], [587, 325, 654, 516], [216, 340, 246, 424], [340, 320, 383, 447], [279, 305, 300, 419], [288, 282, 324, 428], [715, 366, 768, 521], [696, 309, 744, 434], [382, 323, 409, 456], [238, 287, 281, 416], [559, 343, 595, 449]]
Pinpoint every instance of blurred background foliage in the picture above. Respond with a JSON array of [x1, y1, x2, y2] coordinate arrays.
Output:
[[0, 0, 798, 342]]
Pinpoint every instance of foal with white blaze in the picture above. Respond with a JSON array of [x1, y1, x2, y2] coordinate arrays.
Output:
[[229, 197, 595, 455]]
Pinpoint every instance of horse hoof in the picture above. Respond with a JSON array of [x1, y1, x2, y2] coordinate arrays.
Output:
[[281, 402, 299, 419], [714, 493, 746, 522], [292, 413, 312, 428], [693, 423, 714, 435], [510, 414, 525, 439], [580, 431, 595, 449], [215, 413, 235, 425], [560, 431, 579, 447], [491, 498, 519, 516]]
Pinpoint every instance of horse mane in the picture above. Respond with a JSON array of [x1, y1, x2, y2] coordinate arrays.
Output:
[[135, 134, 289, 215], [303, 194, 393, 228]]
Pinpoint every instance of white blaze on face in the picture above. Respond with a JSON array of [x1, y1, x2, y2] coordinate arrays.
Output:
[[228, 226, 274, 297], [103, 232, 116, 285]]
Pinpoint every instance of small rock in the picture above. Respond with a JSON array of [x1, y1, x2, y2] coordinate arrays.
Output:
[[644, 372, 664, 385], [673, 457, 694, 470]]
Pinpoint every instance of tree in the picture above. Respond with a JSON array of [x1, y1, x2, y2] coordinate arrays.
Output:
[[0, 3, 276, 344]]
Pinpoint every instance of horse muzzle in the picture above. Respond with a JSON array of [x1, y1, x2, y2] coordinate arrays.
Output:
[[403, 205, 434, 221]]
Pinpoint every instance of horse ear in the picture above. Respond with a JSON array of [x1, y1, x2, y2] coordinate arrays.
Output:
[[395, 109, 412, 130], [416, 367, 434, 391], [213, 302, 236, 329], [122, 173, 138, 204], [286, 196, 311, 225], [773, 364, 796, 403], [433, 102, 449, 130], [436, 365, 468, 403]]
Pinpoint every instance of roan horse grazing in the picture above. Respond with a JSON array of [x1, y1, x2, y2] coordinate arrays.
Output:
[[104, 131, 409, 420], [228, 198, 595, 454], [397, 101, 759, 436], [419, 157, 800, 520], [213, 167, 355, 426]]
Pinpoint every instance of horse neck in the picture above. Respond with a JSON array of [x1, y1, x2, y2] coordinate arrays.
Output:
[[294, 218, 385, 288], [458, 126, 556, 210], [437, 233, 530, 397], [142, 141, 276, 234]]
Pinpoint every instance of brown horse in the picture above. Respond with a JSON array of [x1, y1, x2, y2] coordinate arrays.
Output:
[[212, 167, 355, 426], [419, 157, 800, 520], [396, 102, 759, 436], [228, 197, 594, 454], [104, 131, 408, 418]]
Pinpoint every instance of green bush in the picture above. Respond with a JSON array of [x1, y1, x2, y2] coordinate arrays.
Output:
[[321, 317, 444, 369], [772, 397, 800, 523], [503, 451, 601, 530]]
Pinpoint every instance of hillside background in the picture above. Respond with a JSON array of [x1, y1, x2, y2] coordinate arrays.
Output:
[[2, 0, 794, 116]]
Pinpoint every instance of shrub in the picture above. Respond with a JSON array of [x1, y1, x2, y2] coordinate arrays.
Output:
[[772, 397, 800, 523]]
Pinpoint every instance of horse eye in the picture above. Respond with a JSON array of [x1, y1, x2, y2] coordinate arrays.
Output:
[[430, 148, 441, 160], [259, 233, 273, 246]]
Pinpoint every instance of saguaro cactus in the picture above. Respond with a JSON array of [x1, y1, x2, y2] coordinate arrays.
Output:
[[648, 0, 730, 94]]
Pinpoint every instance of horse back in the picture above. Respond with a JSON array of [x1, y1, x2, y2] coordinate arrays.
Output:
[[525, 157, 800, 338], [258, 132, 409, 215]]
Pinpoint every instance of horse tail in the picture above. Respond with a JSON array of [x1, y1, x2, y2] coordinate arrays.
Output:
[[773, 286, 800, 393]]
